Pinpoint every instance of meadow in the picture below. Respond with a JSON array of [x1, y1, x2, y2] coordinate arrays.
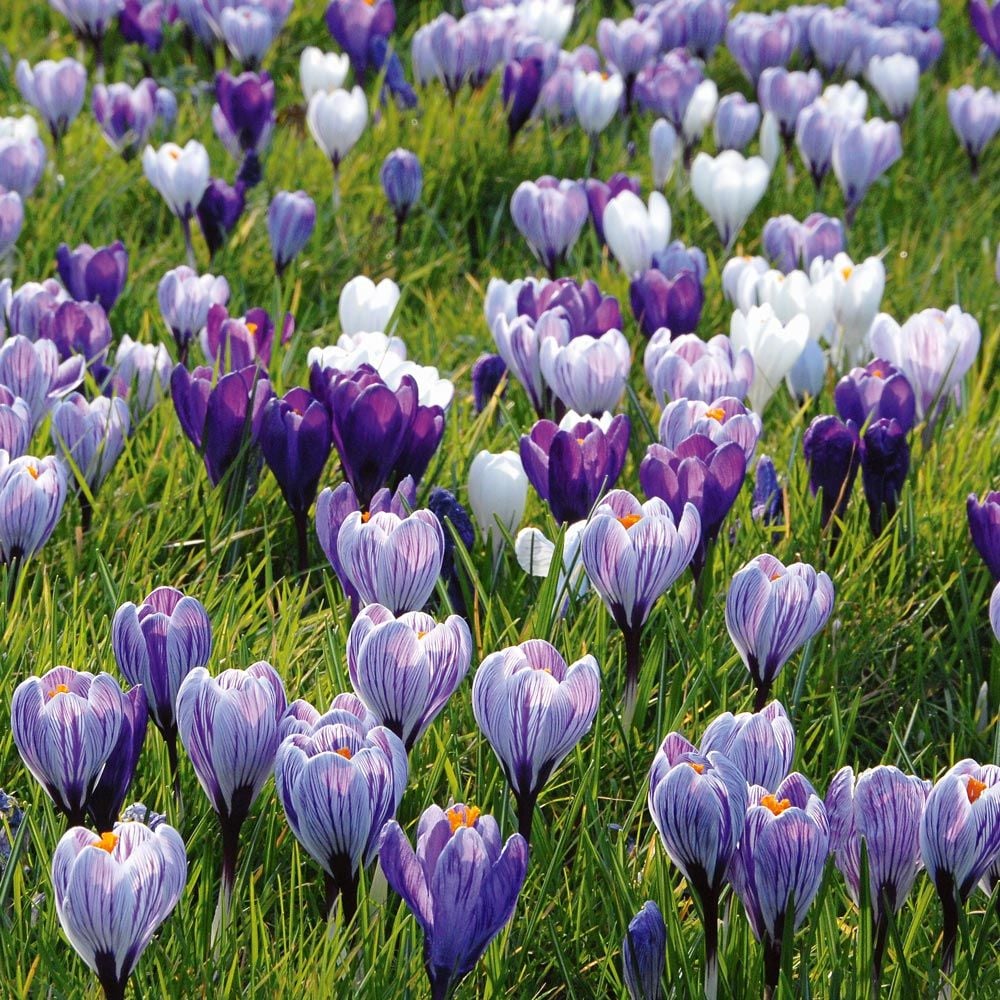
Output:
[[0, 0, 998, 997]]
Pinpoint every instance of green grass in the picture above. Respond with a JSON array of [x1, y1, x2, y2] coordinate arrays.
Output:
[[0, 1, 999, 997]]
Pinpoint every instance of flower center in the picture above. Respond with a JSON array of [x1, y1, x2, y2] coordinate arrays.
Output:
[[705, 407, 725, 422], [26, 465, 39, 480], [617, 514, 641, 530], [447, 805, 481, 833], [871, 368, 883, 378], [246, 322, 258, 335], [761, 795, 791, 815], [91, 832, 119, 853], [47, 683, 70, 699], [769, 571, 782, 581], [335, 747, 353, 760], [688, 762, 705, 774], [841, 266, 853, 281], [167, 148, 180, 160], [361, 511, 371, 523], [967, 777, 987, 803], [416, 629, 429, 639]]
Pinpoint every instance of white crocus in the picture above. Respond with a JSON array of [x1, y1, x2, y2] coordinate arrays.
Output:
[[722, 255, 769, 311], [300, 47, 351, 101], [308, 331, 408, 376], [730, 304, 809, 413], [382, 361, 455, 410], [307, 86, 368, 206], [0, 115, 39, 141], [141, 141, 210, 220], [468, 450, 528, 556], [603, 190, 671, 277], [515, 520, 590, 615], [866, 54, 920, 120], [759, 111, 781, 171], [691, 150, 770, 250], [681, 79, 718, 149], [786, 339, 827, 401], [572, 69, 623, 137], [755, 268, 836, 344], [339, 276, 400, 336], [818, 81, 868, 120], [650, 117, 679, 189], [813, 253, 886, 367], [515, 0, 574, 45]]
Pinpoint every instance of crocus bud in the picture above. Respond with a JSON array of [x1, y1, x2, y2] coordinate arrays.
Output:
[[714, 92, 761, 152], [471, 353, 506, 412], [380, 148, 422, 227], [306, 86, 368, 169], [860, 417, 909, 536], [572, 69, 624, 137], [15, 58, 87, 142], [831, 118, 902, 225], [649, 118, 678, 189], [622, 901, 666, 1000], [55, 241, 128, 311], [0, 454, 68, 562], [802, 414, 861, 528], [0, 191, 24, 257], [142, 141, 210, 221], [691, 151, 770, 249], [503, 57, 544, 141], [629, 268, 703, 338], [967, 492, 1000, 580], [946, 85, 1000, 175], [267, 190, 316, 277], [510, 177, 589, 278], [468, 449, 527, 555], [604, 191, 671, 277], [866, 54, 920, 120], [300, 46, 350, 101]]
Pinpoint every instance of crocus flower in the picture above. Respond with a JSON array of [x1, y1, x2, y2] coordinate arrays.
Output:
[[649, 118, 678, 189], [300, 46, 350, 100], [802, 415, 862, 529], [265, 190, 315, 278], [112, 586, 212, 796], [379, 803, 529, 1000], [648, 743, 747, 999], [644, 332, 754, 407], [584, 174, 641, 247], [572, 69, 624, 138], [967, 492, 1000, 580], [866, 54, 919, 120], [714, 93, 761, 152], [0, 453, 69, 564], [833, 359, 916, 433], [55, 241, 128, 311], [307, 87, 368, 205], [11, 666, 126, 826], [324, 0, 396, 80], [515, 519, 589, 616], [473, 639, 600, 841], [211, 70, 275, 177], [0, 190, 23, 257], [472, 353, 506, 412], [581, 489, 700, 720], [752, 455, 784, 528], [520, 412, 629, 525], [597, 17, 660, 96], [698, 701, 795, 791], [510, 177, 589, 278], [632, 50, 704, 130], [794, 103, 841, 190], [52, 822, 187, 1000], [143, 141, 211, 265], [380, 148, 422, 239], [539, 327, 631, 416], [860, 418, 909, 536], [427, 486, 475, 613], [658, 397, 760, 465], [826, 765, 929, 990], [339, 275, 400, 336], [176, 662, 287, 913], [831, 118, 902, 226], [0, 387, 31, 458], [971, 0, 1000, 59], [15, 59, 87, 143], [118, 0, 171, 52], [275, 717, 407, 920], [347, 603, 472, 752], [725, 12, 797, 85], [757, 68, 822, 146], [622, 901, 666, 1000], [0, 132, 46, 199], [946, 86, 1000, 175], [691, 151, 771, 249], [37, 299, 112, 367], [196, 176, 246, 259], [86, 685, 148, 832], [48, 0, 121, 53], [0, 335, 85, 429], [467, 449, 527, 556], [763, 213, 846, 274], [991, 582, 1000, 643], [681, 79, 718, 152], [920, 760, 1000, 977], [725, 555, 834, 709], [502, 56, 544, 142], [218, 6, 279, 68], [603, 191, 671, 278]]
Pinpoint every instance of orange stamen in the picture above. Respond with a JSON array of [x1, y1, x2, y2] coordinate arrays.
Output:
[[47, 683, 70, 699], [705, 407, 725, 422], [447, 805, 480, 833], [618, 514, 641, 530], [361, 511, 371, 523], [91, 832, 118, 853], [26, 465, 39, 480], [841, 266, 853, 281], [871, 369, 883, 378], [688, 762, 705, 774], [334, 748, 353, 760], [769, 572, 782, 581], [968, 777, 987, 803], [246, 322, 258, 335], [761, 795, 791, 815]]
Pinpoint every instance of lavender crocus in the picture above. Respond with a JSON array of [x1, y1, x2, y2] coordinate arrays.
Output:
[[92, 80, 159, 158], [379, 803, 529, 1000], [472, 639, 600, 841], [597, 17, 661, 102], [622, 901, 666, 1000], [725, 555, 834, 709], [728, 774, 830, 1000], [347, 603, 472, 751], [831, 118, 902, 226], [762, 213, 845, 274], [266, 190, 315, 278], [920, 760, 1000, 978], [726, 12, 797, 86], [86, 685, 148, 832], [11, 666, 126, 826], [52, 822, 187, 1000], [644, 332, 754, 407], [0, 387, 32, 457], [175, 661, 287, 922], [825, 765, 929, 991], [714, 93, 761, 152], [118, 0, 172, 52], [946, 86, 1000, 175], [0, 335, 85, 429], [520, 412, 629, 525], [38, 299, 112, 368], [834, 358, 916, 433], [0, 454, 68, 565], [698, 702, 795, 791], [56, 241, 128, 311], [15, 59, 87, 143], [757, 68, 822, 149], [112, 336, 171, 416], [968, 492, 1000, 580], [510, 177, 589, 278], [380, 148, 422, 240], [0, 132, 46, 199], [581, 489, 700, 721], [0, 191, 23, 257], [275, 718, 407, 920], [629, 268, 703, 339], [112, 586, 213, 795], [157, 266, 230, 362], [648, 742, 747, 999], [632, 51, 703, 132], [802, 415, 861, 529], [860, 418, 909, 536]]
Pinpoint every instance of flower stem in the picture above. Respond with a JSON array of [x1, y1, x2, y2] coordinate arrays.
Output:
[[324, 856, 359, 924], [165, 728, 183, 810], [515, 789, 539, 846], [331, 162, 341, 211], [621, 624, 643, 729], [181, 214, 196, 269], [702, 889, 720, 1000], [762, 931, 783, 1000], [936, 872, 959, 990], [212, 810, 245, 946], [871, 912, 889, 999]]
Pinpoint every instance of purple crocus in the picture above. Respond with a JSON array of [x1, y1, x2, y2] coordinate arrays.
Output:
[[380, 148, 422, 240], [52, 822, 187, 1000], [809, 7, 865, 73], [201, 303, 282, 372], [968, 492, 1000, 580], [648, 742, 747, 999], [698, 701, 795, 792], [427, 486, 475, 614], [325, 0, 396, 80], [347, 603, 472, 752], [502, 57, 544, 142], [725, 554, 835, 709], [728, 773, 830, 999], [275, 717, 408, 920], [831, 118, 902, 226], [581, 489, 700, 721], [825, 765, 929, 991], [112, 586, 212, 797], [15, 59, 87, 143], [639, 435, 747, 582], [337, 508, 445, 616], [0, 387, 32, 458], [11, 666, 126, 826], [197, 177, 246, 258], [757, 68, 822, 147], [92, 80, 160, 158], [971, 0, 1000, 58], [762, 213, 845, 273], [834, 358, 916, 433], [212, 70, 275, 184], [267, 190, 316, 278], [714, 93, 761, 152], [118, 0, 172, 52], [726, 12, 797, 86], [802, 415, 861, 529], [0, 335, 85, 429], [0, 190, 23, 257], [175, 661, 287, 917], [510, 177, 589, 279], [658, 397, 761, 466], [157, 266, 230, 363], [0, 454, 69, 565], [629, 268, 703, 339], [86, 685, 148, 832], [795, 103, 842, 191], [597, 17, 661, 104], [860, 417, 909, 536], [519, 412, 629, 525], [379, 803, 529, 1000], [622, 900, 666, 1000], [0, 134, 47, 199], [946, 85, 1000, 176], [472, 639, 600, 841], [471, 353, 506, 413], [920, 760, 1000, 978], [55, 241, 128, 311], [632, 50, 704, 131], [752, 455, 784, 528], [644, 332, 754, 408]]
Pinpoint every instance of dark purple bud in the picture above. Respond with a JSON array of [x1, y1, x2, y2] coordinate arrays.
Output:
[[267, 190, 316, 277], [325, 0, 396, 79], [752, 454, 784, 527], [119, 0, 172, 52], [212, 71, 275, 160], [802, 415, 861, 528], [379, 148, 422, 222], [584, 173, 641, 247], [428, 485, 475, 613], [502, 57, 544, 141], [55, 241, 128, 311], [834, 359, 916, 433], [472, 353, 506, 413], [967, 492, 1000, 581], [860, 418, 909, 536], [394, 403, 445, 488], [971, 0, 1000, 60], [196, 178, 246, 258], [629, 268, 704, 339], [87, 685, 148, 831]]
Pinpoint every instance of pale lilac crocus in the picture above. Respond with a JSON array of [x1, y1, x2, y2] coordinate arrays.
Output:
[[510, 177, 589, 278], [644, 332, 754, 408]]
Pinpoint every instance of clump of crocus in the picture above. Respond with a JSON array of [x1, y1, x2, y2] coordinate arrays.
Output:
[[581, 489, 700, 724], [826, 765, 929, 992], [56, 241, 128, 311], [622, 900, 666, 1000], [802, 415, 861, 530], [380, 803, 529, 1000], [473, 639, 600, 842], [52, 821, 187, 1000], [725, 555, 834, 709]]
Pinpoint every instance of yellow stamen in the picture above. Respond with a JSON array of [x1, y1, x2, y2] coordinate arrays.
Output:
[[618, 514, 641, 530], [689, 762, 705, 774], [167, 148, 180, 160], [577, 437, 586, 446], [705, 407, 725, 422], [26, 465, 39, 480], [246, 322, 258, 335], [91, 832, 118, 853], [447, 805, 480, 833], [761, 795, 792, 816], [416, 630, 429, 639], [871, 369, 883, 378], [968, 777, 987, 803], [47, 683, 70, 699], [601, 71, 610, 81], [841, 266, 853, 281], [334, 747, 352, 760]]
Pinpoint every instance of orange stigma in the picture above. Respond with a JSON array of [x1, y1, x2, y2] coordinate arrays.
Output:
[[334, 747, 353, 760], [761, 795, 792, 816], [167, 148, 180, 160], [705, 407, 725, 422], [361, 511, 371, 523], [26, 465, 39, 480], [91, 832, 119, 853], [769, 571, 782, 581], [967, 777, 987, 803], [841, 266, 853, 281], [871, 369, 884, 378], [416, 630, 429, 639], [618, 514, 641, 530], [47, 683, 70, 699], [447, 805, 481, 833], [688, 762, 705, 774], [245, 322, 258, 335]]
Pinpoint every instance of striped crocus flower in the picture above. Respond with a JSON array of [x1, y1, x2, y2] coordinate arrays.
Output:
[[472, 639, 601, 842], [728, 772, 830, 999], [380, 803, 529, 1000], [581, 488, 700, 724], [347, 604, 472, 752], [725, 555, 834, 709], [825, 765, 930, 991], [86, 685, 148, 832], [52, 821, 187, 1000], [648, 741, 746, 999], [275, 716, 408, 921], [11, 666, 127, 826], [920, 759, 1000, 978], [699, 701, 795, 792]]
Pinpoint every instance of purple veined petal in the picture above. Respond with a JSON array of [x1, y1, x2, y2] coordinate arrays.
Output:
[[380, 819, 433, 931], [374, 511, 445, 614]]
